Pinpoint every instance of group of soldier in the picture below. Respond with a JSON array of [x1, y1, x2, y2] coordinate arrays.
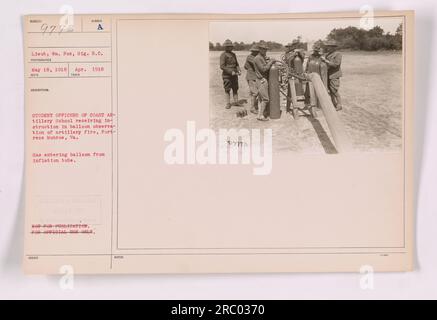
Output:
[[219, 38, 343, 121]]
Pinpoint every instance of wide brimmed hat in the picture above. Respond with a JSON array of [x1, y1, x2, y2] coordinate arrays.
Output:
[[223, 39, 234, 47], [324, 40, 339, 47], [257, 41, 269, 49], [249, 45, 259, 52], [312, 44, 322, 51]]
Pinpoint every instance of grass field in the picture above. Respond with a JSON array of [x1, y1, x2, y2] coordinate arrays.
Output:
[[209, 51, 403, 154]]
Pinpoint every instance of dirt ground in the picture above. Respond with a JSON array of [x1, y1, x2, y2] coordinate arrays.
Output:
[[209, 50, 403, 154]]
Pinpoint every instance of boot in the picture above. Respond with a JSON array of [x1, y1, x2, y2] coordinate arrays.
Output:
[[257, 101, 269, 121], [264, 102, 270, 119], [225, 92, 231, 109], [250, 96, 258, 114], [233, 93, 242, 106]]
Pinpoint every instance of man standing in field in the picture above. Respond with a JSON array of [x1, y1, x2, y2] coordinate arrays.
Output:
[[322, 40, 343, 111], [306, 43, 328, 87], [286, 40, 305, 95], [304, 43, 328, 117], [220, 39, 241, 109], [244, 44, 260, 114], [254, 41, 276, 121], [283, 42, 294, 64], [284, 40, 305, 114]]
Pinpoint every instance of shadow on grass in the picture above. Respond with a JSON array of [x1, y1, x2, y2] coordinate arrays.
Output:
[[306, 116, 338, 154]]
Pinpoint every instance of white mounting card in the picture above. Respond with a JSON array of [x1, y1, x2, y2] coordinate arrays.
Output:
[[23, 11, 414, 274]]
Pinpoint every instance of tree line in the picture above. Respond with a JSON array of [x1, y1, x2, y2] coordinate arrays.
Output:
[[326, 24, 402, 51], [209, 23, 403, 51], [209, 40, 284, 52]]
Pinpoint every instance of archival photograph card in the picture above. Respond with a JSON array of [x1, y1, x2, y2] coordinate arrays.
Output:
[[23, 11, 414, 274]]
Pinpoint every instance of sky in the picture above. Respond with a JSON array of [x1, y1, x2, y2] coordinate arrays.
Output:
[[209, 17, 403, 45]]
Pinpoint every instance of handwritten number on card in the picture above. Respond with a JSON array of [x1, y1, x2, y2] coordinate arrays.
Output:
[[40, 23, 67, 35]]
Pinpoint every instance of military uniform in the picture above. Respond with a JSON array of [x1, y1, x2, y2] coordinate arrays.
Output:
[[254, 53, 271, 104], [220, 51, 240, 93], [286, 50, 305, 96], [284, 42, 305, 114], [219, 39, 241, 108], [244, 54, 258, 92], [244, 46, 259, 113], [283, 48, 294, 67], [306, 54, 328, 87], [253, 43, 275, 120], [304, 47, 327, 114], [324, 41, 343, 110]]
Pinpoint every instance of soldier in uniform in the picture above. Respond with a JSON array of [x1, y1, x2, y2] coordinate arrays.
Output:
[[283, 42, 294, 63], [253, 41, 276, 121], [321, 40, 343, 111], [304, 43, 328, 117], [284, 40, 306, 115], [244, 44, 260, 114], [286, 40, 305, 95], [305, 43, 328, 87], [219, 39, 241, 109]]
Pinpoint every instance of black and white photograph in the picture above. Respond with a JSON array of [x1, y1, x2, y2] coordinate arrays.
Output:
[[209, 17, 404, 154], [3, 0, 437, 301]]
